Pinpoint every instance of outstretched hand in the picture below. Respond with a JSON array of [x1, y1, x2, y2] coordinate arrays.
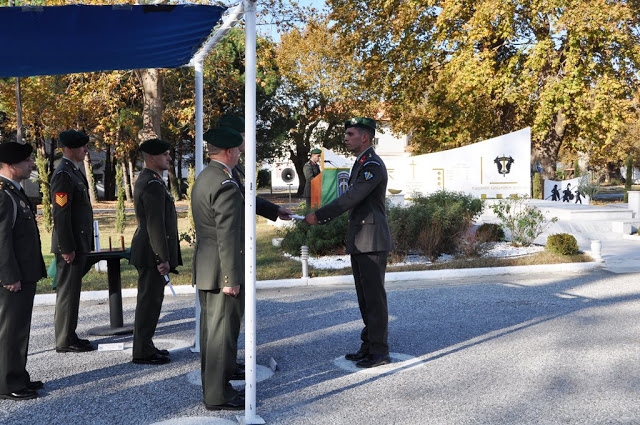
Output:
[[304, 212, 318, 225], [277, 207, 294, 220]]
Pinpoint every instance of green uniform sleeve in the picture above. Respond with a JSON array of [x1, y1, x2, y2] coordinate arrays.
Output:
[[141, 180, 170, 264], [212, 181, 244, 287], [51, 171, 76, 253]]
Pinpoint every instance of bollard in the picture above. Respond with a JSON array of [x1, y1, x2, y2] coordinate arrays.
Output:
[[590, 240, 602, 262], [300, 245, 309, 278]]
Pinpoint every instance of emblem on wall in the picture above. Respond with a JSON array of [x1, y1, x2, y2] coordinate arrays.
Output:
[[494, 155, 515, 176]]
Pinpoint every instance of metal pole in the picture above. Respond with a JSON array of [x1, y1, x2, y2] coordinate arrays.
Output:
[[241, 1, 263, 424], [191, 60, 204, 353], [15, 77, 23, 143]]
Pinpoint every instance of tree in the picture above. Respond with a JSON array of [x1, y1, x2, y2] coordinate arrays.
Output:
[[327, 0, 640, 178], [274, 17, 377, 196]]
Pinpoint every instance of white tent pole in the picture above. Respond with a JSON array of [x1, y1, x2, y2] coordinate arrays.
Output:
[[191, 60, 204, 353], [241, 1, 263, 424]]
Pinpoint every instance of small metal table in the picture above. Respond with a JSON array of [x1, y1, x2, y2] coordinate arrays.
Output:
[[86, 250, 134, 336]]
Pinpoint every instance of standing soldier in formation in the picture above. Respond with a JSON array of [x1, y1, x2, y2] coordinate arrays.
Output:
[[129, 139, 182, 365], [0, 142, 47, 400], [218, 114, 293, 222], [305, 118, 393, 368], [303, 148, 322, 209], [51, 130, 95, 353], [191, 127, 245, 411]]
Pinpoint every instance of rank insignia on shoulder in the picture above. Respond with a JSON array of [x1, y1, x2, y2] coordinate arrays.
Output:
[[221, 179, 239, 188], [364, 171, 374, 181], [55, 192, 68, 207], [358, 156, 366, 164]]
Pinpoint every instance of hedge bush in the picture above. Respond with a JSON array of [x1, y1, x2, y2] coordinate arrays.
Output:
[[476, 223, 505, 243], [388, 191, 484, 261], [280, 213, 348, 256], [545, 233, 579, 255]]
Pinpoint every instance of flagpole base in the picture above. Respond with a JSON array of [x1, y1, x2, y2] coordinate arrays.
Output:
[[237, 414, 265, 425]]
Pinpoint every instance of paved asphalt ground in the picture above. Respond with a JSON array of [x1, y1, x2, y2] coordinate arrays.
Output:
[[1, 263, 640, 424]]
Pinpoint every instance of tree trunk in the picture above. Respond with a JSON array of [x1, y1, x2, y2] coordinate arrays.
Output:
[[135, 68, 163, 142], [168, 149, 180, 200], [104, 145, 115, 201], [532, 111, 567, 180], [128, 153, 136, 194]]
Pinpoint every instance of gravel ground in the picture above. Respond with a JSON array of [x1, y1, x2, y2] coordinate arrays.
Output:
[[2, 268, 640, 424]]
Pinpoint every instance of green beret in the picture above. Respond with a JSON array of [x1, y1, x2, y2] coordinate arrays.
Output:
[[140, 138, 171, 155], [310, 148, 322, 155], [345, 117, 376, 131], [59, 130, 89, 148], [218, 114, 245, 133], [204, 127, 243, 149], [0, 142, 32, 164]]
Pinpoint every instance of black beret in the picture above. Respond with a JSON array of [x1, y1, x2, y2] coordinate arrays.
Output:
[[204, 127, 243, 149], [345, 117, 377, 131], [0, 142, 33, 164], [310, 148, 322, 155], [59, 130, 89, 148], [218, 114, 245, 133], [140, 138, 171, 155]]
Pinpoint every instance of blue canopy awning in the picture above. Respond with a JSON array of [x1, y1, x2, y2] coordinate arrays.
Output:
[[0, 4, 226, 78]]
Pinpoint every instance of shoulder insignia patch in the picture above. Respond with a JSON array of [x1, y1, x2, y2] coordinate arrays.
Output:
[[221, 179, 240, 188], [363, 160, 381, 167], [55, 192, 68, 207], [363, 171, 374, 181]]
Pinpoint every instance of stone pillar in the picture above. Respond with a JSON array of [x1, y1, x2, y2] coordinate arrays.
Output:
[[628, 191, 640, 218]]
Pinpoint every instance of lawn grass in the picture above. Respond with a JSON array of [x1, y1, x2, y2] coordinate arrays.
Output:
[[33, 209, 592, 294]]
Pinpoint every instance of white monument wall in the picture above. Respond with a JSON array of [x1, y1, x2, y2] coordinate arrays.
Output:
[[386, 128, 531, 199]]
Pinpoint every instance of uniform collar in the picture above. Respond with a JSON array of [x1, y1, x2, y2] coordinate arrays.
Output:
[[210, 159, 233, 176], [62, 157, 81, 170], [0, 175, 21, 190], [355, 146, 374, 164]]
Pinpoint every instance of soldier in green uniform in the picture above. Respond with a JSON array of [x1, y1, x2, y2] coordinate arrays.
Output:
[[191, 126, 245, 411], [0, 142, 47, 400], [130, 138, 182, 365], [305, 118, 393, 368], [303, 148, 322, 209], [51, 130, 95, 353], [218, 114, 293, 222]]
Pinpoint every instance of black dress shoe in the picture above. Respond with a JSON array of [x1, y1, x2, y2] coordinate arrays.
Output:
[[205, 396, 245, 411], [345, 350, 368, 361], [132, 353, 171, 365], [56, 342, 95, 353], [26, 381, 43, 390], [231, 368, 245, 380], [77, 338, 91, 346], [356, 354, 391, 368], [156, 348, 170, 356], [0, 389, 37, 400]]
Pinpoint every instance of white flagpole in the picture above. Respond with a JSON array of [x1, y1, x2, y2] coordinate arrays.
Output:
[[241, 1, 263, 423]]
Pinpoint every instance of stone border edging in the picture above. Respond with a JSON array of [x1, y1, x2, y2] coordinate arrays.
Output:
[[33, 261, 602, 307]]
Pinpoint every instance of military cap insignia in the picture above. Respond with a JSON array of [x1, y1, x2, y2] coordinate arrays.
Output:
[[55, 192, 68, 207], [364, 171, 374, 181]]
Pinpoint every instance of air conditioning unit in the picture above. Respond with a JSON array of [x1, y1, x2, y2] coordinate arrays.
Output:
[[271, 162, 300, 190]]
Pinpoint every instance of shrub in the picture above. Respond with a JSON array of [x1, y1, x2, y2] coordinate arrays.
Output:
[[280, 213, 348, 256], [532, 172, 541, 199], [546, 233, 579, 255], [577, 175, 600, 200], [476, 223, 505, 243], [257, 169, 271, 189], [388, 191, 484, 261], [491, 195, 558, 247]]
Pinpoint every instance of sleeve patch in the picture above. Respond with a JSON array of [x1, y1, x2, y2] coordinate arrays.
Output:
[[55, 192, 68, 207], [363, 171, 374, 181], [362, 160, 381, 167]]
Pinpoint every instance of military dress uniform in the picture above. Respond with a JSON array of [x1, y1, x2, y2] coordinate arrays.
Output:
[[302, 151, 321, 208], [192, 128, 245, 408], [0, 175, 46, 396], [314, 144, 392, 359], [130, 167, 182, 361], [51, 157, 94, 349], [232, 162, 280, 221]]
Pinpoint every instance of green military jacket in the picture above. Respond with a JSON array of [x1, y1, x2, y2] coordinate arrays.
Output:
[[0, 177, 46, 285], [302, 160, 321, 198], [50, 158, 94, 254], [129, 168, 182, 269], [315, 147, 392, 254], [191, 160, 244, 290]]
